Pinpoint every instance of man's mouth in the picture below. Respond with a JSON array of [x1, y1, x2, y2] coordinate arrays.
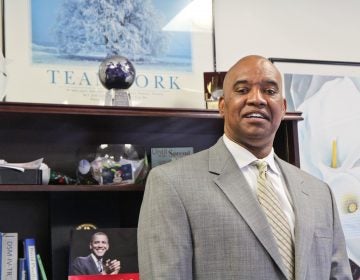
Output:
[[244, 112, 268, 120]]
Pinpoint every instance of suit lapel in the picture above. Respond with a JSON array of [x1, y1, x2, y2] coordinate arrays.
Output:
[[209, 139, 288, 277], [88, 254, 100, 274], [276, 157, 315, 280]]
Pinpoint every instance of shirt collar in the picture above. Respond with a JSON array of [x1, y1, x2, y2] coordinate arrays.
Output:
[[91, 253, 101, 263], [223, 134, 280, 175]]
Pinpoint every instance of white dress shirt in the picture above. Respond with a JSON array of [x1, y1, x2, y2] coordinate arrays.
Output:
[[91, 254, 103, 272], [223, 134, 295, 239]]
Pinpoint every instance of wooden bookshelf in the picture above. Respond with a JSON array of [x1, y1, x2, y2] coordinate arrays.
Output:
[[0, 102, 302, 279]]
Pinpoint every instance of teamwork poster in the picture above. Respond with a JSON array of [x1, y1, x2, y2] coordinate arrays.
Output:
[[4, 0, 214, 108]]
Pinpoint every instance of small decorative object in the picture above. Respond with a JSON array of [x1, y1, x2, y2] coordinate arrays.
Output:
[[203, 71, 227, 110], [76, 144, 149, 186], [98, 55, 136, 106], [75, 223, 98, 230], [49, 170, 77, 185], [76, 159, 99, 185]]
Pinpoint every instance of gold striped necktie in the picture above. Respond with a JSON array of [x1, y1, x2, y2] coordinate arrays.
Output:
[[255, 160, 295, 280]]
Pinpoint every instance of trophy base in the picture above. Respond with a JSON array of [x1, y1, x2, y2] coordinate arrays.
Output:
[[206, 100, 219, 110], [105, 89, 131, 106]]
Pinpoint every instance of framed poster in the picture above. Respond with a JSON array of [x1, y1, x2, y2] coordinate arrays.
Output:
[[3, 0, 214, 108], [270, 57, 360, 278], [68, 228, 138, 277]]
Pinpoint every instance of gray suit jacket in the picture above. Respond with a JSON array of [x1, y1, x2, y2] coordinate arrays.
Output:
[[138, 138, 352, 279], [70, 254, 100, 275]]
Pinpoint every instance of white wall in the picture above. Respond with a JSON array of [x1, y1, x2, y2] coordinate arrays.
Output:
[[214, 0, 360, 70]]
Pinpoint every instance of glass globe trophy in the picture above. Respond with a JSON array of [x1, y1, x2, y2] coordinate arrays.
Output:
[[98, 55, 136, 106]]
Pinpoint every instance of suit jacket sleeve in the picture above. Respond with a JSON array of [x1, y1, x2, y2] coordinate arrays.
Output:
[[137, 166, 193, 280]]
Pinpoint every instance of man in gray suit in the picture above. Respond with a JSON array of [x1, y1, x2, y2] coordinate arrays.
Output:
[[137, 55, 352, 279]]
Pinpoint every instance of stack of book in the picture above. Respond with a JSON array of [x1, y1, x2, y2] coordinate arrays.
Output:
[[0, 233, 47, 280]]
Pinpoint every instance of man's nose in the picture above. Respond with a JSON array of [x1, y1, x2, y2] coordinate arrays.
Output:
[[248, 87, 266, 105]]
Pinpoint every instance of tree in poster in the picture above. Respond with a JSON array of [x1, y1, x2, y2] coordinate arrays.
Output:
[[54, 0, 169, 61]]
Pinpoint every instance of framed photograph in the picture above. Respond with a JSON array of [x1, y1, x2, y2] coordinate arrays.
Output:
[[3, 0, 214, 108], [68, 228, 138, 277], [270, 57, 360, 278]]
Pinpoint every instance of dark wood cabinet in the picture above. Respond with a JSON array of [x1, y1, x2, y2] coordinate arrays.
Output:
[[0, 102, 302, 279]]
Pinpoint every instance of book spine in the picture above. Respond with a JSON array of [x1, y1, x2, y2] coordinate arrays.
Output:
[[18, 258, 26, 280], [36, 254, 47, 280], [1, 232, 18, 280], [24, 238, 39, 280], [0, 233, 3, 277]]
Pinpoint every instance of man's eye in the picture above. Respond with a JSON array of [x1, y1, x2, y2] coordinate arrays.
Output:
[[263, 88, 277, 95], [234, 87, 249, 94]]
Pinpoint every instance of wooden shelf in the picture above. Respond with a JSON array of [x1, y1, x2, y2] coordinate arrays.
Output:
[[0, 101, 302, 280], [0, 101, 302, 120], [0, 183, 144, 192]]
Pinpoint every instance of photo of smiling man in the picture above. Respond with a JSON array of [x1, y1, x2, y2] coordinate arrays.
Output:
[[70, 231, 121, 275]]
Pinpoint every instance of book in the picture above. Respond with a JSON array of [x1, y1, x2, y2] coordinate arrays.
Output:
[[0, 233, 2, 277], [36, 254, 47, 280], [23, 238, 39, 280], [1, 232, 18, 280], [151, 147, 194, 168], [68, 228, 138, 278], [18, 258, 26, 280]]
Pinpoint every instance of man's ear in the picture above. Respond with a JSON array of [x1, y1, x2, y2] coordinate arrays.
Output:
[[218, 96, 225, 117], [282, 99, 287, 118]]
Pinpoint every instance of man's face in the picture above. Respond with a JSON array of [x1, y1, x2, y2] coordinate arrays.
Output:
[[219, 56, 286, 154], [90, 234, 109, 258]]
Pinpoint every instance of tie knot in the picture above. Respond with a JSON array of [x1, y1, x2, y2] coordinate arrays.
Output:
[[255, 160, 267, 171], [254, 160, 268, 178]]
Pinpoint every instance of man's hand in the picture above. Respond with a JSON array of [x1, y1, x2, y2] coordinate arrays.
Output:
[[103, 259, 121, 274]]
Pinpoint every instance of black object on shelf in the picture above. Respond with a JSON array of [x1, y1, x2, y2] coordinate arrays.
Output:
[[0, 168, 42, 184]]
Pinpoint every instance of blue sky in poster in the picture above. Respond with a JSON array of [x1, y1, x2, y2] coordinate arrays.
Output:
[[30, 0, 193, 69]]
